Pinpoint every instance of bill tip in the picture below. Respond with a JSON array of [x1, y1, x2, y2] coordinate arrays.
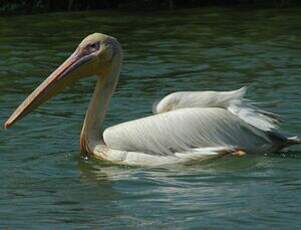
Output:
[[3, 121, 11, 129]]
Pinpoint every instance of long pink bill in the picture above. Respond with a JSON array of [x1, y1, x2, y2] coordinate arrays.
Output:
[[4, 49, 93, 129]]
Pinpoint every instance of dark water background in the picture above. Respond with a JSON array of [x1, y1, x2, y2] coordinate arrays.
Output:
[[0, 7, 301, 229]]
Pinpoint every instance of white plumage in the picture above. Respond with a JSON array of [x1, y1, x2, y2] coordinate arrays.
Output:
[[95, 86, 297, 166], [104, 106, 273, 155], [153, 87, 281, 132], [5, 33, 299, 167], [102, 87, 285, 161]]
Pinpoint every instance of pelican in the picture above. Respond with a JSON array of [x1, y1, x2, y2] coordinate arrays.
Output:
[[4, 33, 300, 166]]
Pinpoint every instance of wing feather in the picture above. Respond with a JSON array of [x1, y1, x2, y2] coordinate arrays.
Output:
[[103, 108, 273, 156], [153, 86, 281, 132], [153, 87, 246, 113]]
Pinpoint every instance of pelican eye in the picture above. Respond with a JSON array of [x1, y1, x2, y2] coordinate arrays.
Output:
[[90, 42, 100, 50], [84, 42, 100, 54]]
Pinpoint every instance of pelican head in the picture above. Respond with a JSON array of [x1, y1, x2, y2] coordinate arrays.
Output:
[[4, 33, 122, 129]]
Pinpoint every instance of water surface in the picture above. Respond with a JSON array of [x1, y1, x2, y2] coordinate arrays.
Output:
[[0, 7, 301, 228]]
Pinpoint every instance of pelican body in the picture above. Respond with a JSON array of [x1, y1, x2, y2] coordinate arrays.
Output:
[[4, 33, 300, 166]]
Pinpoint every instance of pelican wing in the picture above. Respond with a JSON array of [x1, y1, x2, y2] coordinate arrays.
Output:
[[103, 108, 275, 157], [153, 87, 281, 132]]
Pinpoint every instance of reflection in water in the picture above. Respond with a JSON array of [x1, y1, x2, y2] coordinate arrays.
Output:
[[76, 153, 301, 227], [0, 7, 301, 228]]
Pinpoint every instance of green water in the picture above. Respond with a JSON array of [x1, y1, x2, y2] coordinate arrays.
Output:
[[0, 7, 301, 229]]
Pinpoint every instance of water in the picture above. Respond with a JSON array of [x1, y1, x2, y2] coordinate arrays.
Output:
[[0, 7, 301, 228]]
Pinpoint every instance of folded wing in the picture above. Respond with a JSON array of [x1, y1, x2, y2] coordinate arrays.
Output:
[[103, 108, 276, 156], [153, 86, 281, 132]]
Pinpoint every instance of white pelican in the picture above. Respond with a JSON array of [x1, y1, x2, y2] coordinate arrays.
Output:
[[4, 33, 300, 166]]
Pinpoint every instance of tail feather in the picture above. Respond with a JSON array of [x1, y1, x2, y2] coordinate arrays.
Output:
[[286, 136, 301, 146], [228, 99, 281, 132]]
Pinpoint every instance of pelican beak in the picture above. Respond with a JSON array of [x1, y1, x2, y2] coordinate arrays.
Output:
[[4, 49, 95, 129]]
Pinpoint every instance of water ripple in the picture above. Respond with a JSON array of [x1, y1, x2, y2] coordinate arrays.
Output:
[[0, 8, 301, 228]]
